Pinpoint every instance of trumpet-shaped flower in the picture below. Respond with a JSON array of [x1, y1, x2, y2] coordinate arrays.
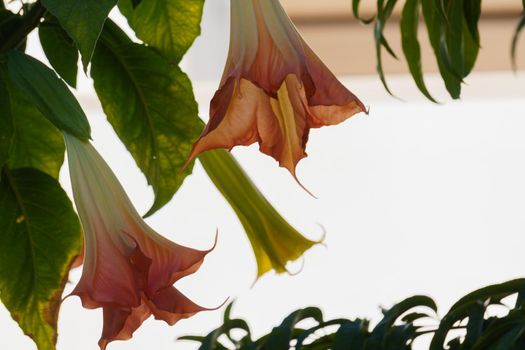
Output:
[[188, 0, 366, 179], [64, 134, 215, 349], [199, 149, 321, 279]]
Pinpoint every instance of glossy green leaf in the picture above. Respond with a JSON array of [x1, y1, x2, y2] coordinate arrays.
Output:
[[444, 0, 465, 78], [0, 65, 65, 178], [119, 0, 204, 62], [7, 51, 91, 139], [91, 21, 201, 216], [400, 0, 437, 102], [199, 149, 319, 278], [40, 0, 117, 68], [0, 168, 82, 350], [421, 0, 461, 99], [463, 0, 481, 43], [462, 15, 480, 76], [39, 18, 79, 87]]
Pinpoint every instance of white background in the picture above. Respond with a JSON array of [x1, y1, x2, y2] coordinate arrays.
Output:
[[2, 0, 525, 349]]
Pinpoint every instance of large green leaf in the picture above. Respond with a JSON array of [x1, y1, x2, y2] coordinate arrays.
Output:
[[0, 69, 14, 169], [0, 65, 65, 178], [40, 0, 117, 68], [0, 167, 82, 350], [7, 51, 91, 140], [119, 0, 204, 62], [91, 21, 201, 216], [39, 18, 79, 87]]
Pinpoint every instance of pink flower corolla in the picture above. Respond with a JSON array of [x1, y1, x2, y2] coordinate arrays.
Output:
[[64, 134, 215, 349], [188, 0, 366, 179]]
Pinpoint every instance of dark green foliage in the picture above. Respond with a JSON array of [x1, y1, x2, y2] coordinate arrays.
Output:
[[183, 280, 525, 350], [0, 65, 65, 178], [0, 168, 82, 350], [40, 0, 117, 68], [0, 9, 23, 51], [39, 17, 79, 87], [7, 51, 91, 139], [91, 20, 202, 217], [354, 0, 483, 100], [0, 68, 14, 169]]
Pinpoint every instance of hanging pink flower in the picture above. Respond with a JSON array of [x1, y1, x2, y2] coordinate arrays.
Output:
[[64, 134, 216, 349], [188, 0, 366, 179]]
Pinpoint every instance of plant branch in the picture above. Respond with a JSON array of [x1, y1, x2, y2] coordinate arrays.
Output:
[[0, 1, 46, 54]]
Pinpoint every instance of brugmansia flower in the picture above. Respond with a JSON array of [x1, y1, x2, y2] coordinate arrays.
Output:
[[188, 0, 366, 179], [64, 134, 215, 349], [199, 149, 321, 278]]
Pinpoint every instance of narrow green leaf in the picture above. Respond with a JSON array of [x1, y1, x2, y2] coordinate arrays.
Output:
[[265, 307, 323, 349], [430, 279, 525, 350], [511, 15, 525, 71], [463, 0, 481, 43], [1, 65, 65, 178], [0, 69, 14, 168], [40, 0, 117, 68], [421, 0, 461, 98], [400, 0, 437, 102], [39, 18, 79, 87], [0, 167, 82, 350], [352, 0, 374, 24], [462, 16, 480, 76], [119, 0, 204, 62], [374, 0, 399, 96], [444, 0, 465, 78], [91, 21, 202, 216], [7, 50, 91, 140]]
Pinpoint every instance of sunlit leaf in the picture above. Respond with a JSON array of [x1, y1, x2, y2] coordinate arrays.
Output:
[[40, 0, 117, 68], [91, 21, 201, 216], [0, 168, 82, 350], [7, 51, 90, 139], [119, 0, 204, 62]]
